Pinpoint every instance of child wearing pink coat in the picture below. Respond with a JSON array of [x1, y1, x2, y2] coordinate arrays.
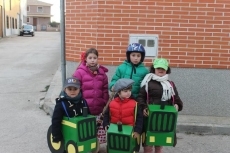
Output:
[[73, 48, 109, 145]]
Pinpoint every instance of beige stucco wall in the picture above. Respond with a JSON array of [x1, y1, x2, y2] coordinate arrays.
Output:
[[4, 0, 20, 36], [27, 5, 51, 14]]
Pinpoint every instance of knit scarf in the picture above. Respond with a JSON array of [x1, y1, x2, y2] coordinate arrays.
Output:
[[140, 73, 175, 102], [61, 91, 82, 104], [86, 63, 99, 75]]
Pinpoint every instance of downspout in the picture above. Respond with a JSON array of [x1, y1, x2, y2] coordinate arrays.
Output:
[[3, 0, 6, 37], [18, 0, 21, 33], [60, 0, 66, 88]]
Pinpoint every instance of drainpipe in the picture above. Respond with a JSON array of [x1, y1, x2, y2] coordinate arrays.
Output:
[[18, 0, 21, 29], [3, 0, 6, 37], [60, 0, 66, 87]]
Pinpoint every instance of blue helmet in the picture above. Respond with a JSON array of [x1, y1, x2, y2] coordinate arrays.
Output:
[[126, 43, 146, 63]]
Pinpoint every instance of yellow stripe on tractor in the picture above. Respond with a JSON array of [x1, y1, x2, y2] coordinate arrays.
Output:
[[62, 120, 77, 128]]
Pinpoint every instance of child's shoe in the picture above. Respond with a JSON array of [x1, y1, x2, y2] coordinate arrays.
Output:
[[155, 146, 163, 153], [143, 145, 153, 153]]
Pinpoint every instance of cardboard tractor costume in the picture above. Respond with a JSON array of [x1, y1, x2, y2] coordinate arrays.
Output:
[[47, 109, 98, 153], [107, 123, 141, 153], [142, 104, 178, 146]]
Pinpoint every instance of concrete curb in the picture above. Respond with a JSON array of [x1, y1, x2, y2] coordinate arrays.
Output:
[[42, 67, 230, 136], [42, 66, 62, 117], [177, 115, 230, 135]]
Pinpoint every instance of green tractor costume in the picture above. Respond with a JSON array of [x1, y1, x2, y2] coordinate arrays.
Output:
[[47, 112, 98, 153], [107, 123, 140, 153], [142, 104, 178, 146]]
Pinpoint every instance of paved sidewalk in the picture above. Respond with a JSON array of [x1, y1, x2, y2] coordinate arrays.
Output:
[[42, 67, 230, 136]]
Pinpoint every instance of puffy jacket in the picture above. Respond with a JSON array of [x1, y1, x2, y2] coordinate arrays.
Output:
[[110, 97, 136, 126], [73, 62, 109, 115], [137, 80, 183, 111], [109, 60, 149, 98], [103, 97, 143, 134]]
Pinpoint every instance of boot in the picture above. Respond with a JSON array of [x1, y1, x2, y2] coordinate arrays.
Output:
[[143, 145, 153, 153], [155, 146, 163, 153]]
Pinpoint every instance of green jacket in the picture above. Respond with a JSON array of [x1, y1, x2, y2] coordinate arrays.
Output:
[[109, 60, 149, 98]]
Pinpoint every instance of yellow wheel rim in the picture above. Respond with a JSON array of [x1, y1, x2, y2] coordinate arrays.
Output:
[[67, 144, 76, 153], [50, 134, 61, 150]]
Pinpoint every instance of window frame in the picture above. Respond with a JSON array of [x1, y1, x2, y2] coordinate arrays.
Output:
[[37, 6, 43, 13]]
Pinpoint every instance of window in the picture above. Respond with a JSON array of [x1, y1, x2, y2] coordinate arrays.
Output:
[[6, 16, 9, 28], [12, 18, 14, 29], [27, 17, 30, 23], [138, 39, 146, 46], [27, 6, 30, 12], [15, 19, 17, 29], [147, 40, 155, 47], [10, 17, 11, 28], [37, 7, 43, 12], [129, 34, 159, 57], [24, 25, 33, 29]]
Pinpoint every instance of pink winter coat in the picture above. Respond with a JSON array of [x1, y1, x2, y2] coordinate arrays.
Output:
[[73, 62, 109, 115]]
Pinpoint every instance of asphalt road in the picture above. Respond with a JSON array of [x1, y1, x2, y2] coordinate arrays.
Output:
[[0, 32, 60, 153]]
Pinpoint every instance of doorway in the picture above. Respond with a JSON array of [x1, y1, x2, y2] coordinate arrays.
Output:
[[33, 18, 37, 31]]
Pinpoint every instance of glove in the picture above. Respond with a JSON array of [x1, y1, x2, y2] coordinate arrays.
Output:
[[52, 135, 62, 143]]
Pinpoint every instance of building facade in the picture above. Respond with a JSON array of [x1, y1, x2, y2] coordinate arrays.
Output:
[[64, 0, 230, 118], [20, 0, 27, 27], [65, 0, 230, 70], [0, 0, 3, 37], [27, 0, 53, 31], [0, 0, 27, 37], [4, 0, 20, 36]]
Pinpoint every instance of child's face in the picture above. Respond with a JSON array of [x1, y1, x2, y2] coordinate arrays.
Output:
[[130, 52, 141, 64], [155, 68, 167, 77], [65, 86, 80, 98], [118, 89, 132, 99], [86, 53, 98, 67]]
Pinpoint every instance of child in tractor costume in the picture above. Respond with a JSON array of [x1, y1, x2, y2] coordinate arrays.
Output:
[[137, 58, 183, 153], [103, 78, 143, 153], [47, 77, 99, 153]]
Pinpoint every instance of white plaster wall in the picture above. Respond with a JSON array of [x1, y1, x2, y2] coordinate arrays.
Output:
[[20, 0, 27, 26], [5, 29, 11, 36]]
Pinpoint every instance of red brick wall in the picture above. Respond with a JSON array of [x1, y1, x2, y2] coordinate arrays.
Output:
[[65, 0, 230, 69]]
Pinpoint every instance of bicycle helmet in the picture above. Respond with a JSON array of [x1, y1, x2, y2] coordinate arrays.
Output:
[[126, 43, 146, 63]]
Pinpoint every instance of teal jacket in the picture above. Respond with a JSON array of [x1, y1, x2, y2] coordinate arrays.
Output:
[[109, 60, 149, 98]]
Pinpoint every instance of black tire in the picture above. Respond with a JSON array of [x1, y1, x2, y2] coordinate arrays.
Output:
[[66, 140, 78, 153], [47, 125, 65, 153]]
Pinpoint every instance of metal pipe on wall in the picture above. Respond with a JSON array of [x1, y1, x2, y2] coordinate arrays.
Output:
[[3, 0, 6, 37], [60, 0, 66, 87]]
